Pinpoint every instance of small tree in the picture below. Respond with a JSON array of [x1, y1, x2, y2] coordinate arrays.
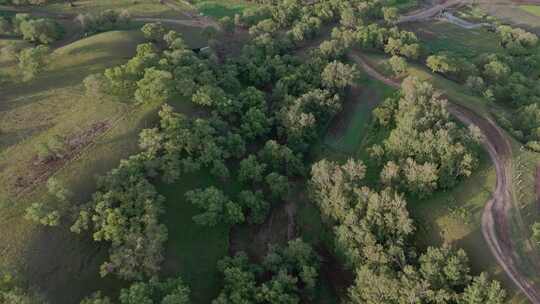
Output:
[[186, 187, 244, 226], [388, 55, 407, 76], [382, 7, 399, 25], [134, 68, 174, 104], [17, 45, 49, 81], [141, 22, 166, 42]]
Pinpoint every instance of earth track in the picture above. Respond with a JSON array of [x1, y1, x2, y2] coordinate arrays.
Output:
[[351, 52, 540, 303]]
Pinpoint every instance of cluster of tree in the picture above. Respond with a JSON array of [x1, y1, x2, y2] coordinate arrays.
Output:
[[25, 177, 72, 226], [309, 158, 507, 303], [369, 76, 480, 197], [0, 270, 46, 304], [0, 13, 63, 44], [80, 276, 190, 304], [71, 152, 167, 280], [213, 239, 320, 303], [75, 9, 131, 35], [418, 24, 540, 151], [17, 44, 49, 81]]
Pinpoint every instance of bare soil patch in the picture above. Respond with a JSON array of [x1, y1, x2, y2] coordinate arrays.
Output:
[[14, 121, 112, 197]]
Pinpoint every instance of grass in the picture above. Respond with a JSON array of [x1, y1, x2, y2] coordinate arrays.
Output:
[[404, 20, 502, 59], [324, 75, 396, 154], [192, 0, 255, 18], [360, 52, 491, 116], [35, 0, 189, 18], [520, 5, 540, 17], [158, 169, 240, 303], [0, 26, 211, 303]]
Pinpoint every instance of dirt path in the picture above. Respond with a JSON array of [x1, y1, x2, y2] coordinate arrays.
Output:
[[397, 0, 468, 23], [351, 53, 540, 303]]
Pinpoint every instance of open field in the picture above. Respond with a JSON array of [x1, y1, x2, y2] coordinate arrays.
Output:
[[159, 170, 237, 303], [192, 0, 257, 18], [30, 0, 190, 18], [477, 0, 540, 33], [403, 20, 502, 58], [520, 4, 540, 16]]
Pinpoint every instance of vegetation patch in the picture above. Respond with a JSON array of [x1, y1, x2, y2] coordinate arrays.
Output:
[[520, 5, 540, 17], [193, 0, 254, 18]]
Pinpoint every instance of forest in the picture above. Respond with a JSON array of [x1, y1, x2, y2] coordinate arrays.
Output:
[[1, 0, 540, 303]]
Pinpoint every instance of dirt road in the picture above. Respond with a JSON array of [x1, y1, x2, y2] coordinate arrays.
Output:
[[397, 0, 468, 23], [351, 52, 540, 303]]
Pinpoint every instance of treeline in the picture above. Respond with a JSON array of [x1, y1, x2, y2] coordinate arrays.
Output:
[[422, 25, 540, 151], [310, 80, 503, 301], [0, 13, 63, 44]]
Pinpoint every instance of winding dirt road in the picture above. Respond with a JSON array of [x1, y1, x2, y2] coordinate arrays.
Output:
[[351, 53, 540, 303], [397, 0, 468, 23]]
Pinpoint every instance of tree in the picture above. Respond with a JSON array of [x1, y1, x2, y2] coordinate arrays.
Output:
[[321, 61, 359, 90], [238, 190, 269, 224], [388, 55, 407, 76], [135, 68, 174, 104], [71, 153, 167, 280], [186, 186, 244, 226], [265, 172, 289, 200], [0, 17, 11, 35], [82, 277, 190, 304], [141, 22, 166, 42], [17, 45, 49, 81], [382, 7, 399, 25], [24, 178, 71, 227], [310, 158, 366, 222], [238, 155, 267, 184], [426, 53, 459, 74], [19, 18, 63, 44], [460, 273, 506, 304]]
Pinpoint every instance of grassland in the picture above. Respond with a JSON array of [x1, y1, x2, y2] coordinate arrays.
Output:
[[158, 169, 239, 303], [36, 0, 188, 18], [0, 22, 211, 302], [324, 75, 396, 154], [403, 20, 502, 59], [520, 5, 540, 17], [192, 0, 256, 18]]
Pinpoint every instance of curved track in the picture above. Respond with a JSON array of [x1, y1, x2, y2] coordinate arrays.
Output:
[[351, 53, 540, 303]]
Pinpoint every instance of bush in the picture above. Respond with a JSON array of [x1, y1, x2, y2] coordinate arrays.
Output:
[[17, 45, 49, 81]]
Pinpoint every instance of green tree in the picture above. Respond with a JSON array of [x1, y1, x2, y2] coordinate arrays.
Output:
[[238, 190, 269, 224], [135, 68, 174, 104], [388, 55, 407, 76], [186, 186, 244, 226], [265, 172, 289, 200], [19, 18, 63, 44], [321, 61, 359, 90], [382, 7, 399, 25], [238, 155, 267, 184], [17, 45, 49, 81], [460, 273, 506, 304], [141, 22, 166, 42]]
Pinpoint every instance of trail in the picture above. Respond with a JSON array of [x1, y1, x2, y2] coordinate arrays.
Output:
[[397, 0, 468, 23], [350, 52, 540, 303]]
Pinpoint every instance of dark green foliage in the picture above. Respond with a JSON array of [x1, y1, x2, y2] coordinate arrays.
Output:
[[71, 153, 167, 280], [373, 76, 479, 197], [80, 276, 190, 304], [186, 186, 245, 226], [214, 239, 320, 303], [24, 178, 72, 227]]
